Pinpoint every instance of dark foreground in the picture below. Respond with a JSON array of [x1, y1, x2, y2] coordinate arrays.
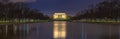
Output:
[[0, 21, 120, 39]]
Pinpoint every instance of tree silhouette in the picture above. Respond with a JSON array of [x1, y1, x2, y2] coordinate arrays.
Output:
[[73, 0, 120, 20], [0, 2, 49, 20]]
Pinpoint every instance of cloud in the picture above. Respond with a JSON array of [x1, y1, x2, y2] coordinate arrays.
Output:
[[0, 0, 36, 3]]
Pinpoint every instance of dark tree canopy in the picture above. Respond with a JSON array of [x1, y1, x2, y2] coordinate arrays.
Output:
[[72, 0, 120, 20], [0, 2, 49, 20]]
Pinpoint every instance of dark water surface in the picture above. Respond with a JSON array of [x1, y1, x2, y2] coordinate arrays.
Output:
[[0, 21, 120, 39]]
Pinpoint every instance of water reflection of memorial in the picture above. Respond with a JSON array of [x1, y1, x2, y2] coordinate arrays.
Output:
[[53, 21, 66, 39]]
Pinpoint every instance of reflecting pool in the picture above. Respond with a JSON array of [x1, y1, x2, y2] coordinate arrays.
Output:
[[0, 21, 119, 39]]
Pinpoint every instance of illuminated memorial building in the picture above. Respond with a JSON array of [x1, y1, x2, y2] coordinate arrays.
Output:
[[53, 13, 67, 20]]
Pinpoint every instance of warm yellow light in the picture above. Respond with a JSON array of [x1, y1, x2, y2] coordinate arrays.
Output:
[[53, 21, 66, 39], [53, 13, 67, 19]]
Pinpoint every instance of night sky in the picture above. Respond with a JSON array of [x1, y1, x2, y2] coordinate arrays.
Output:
[[2, 0, 104, 16], [27, 0, 104, 16]]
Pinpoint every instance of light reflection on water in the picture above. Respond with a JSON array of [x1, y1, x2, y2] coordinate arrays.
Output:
[[0, 22, 120, 39], [53, 21, 66, 39], [0, 24, 31, 39]]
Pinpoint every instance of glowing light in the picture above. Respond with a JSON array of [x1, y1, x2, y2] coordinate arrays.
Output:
[[53, 21, 66, 39], [53, 13, 67, 20]]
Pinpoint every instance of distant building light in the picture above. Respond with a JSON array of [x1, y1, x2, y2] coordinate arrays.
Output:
[[53, 13, 67, 20]]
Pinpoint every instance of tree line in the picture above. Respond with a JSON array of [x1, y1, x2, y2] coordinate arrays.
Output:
[[72, 0, 120, 20], [0, 2, 49, 20]]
